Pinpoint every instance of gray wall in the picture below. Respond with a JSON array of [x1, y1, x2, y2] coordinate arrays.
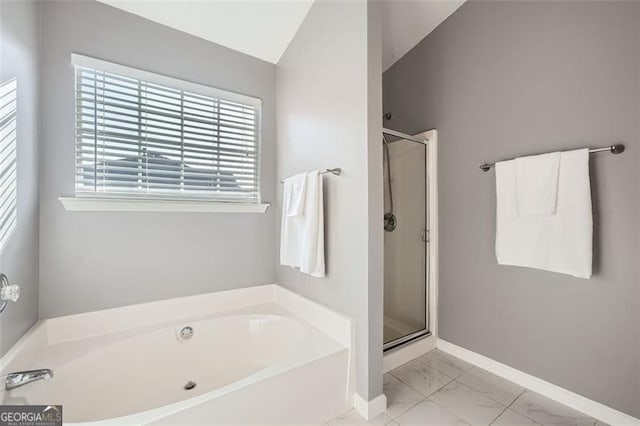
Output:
[[0, 0, 41, 357], [39, 0, 277, 318], [383, 0, 640, 417], [276, 0, 384, 400], [366, 0, 384, 401]]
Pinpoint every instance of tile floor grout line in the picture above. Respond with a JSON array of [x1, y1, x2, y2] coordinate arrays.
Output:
[[420, 354, 461, 379], [489, 388, 528, 425], [465, 362, 597, 425], [450, 377, 509, 408], [446, 378, 510, 424], [388, 365, 456, 400], [388, 398, 425, 420], [457, 366, 528, 408], [387, 349, 488, 424], [339, 350, 601, 426], [388, 349, 591, 426], [438, 352, 553, 426], [510, 389, 598, 426], [423, 393, 473, 425], [422, 350, 473, 379]]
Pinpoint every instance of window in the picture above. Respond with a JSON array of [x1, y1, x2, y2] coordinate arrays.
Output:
[[0, 78, 17, 251], [72, 54, 261, 205]]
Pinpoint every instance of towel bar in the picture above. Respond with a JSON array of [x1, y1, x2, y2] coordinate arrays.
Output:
[[479, 144, 624, 172], [280, 168, 341, 183]]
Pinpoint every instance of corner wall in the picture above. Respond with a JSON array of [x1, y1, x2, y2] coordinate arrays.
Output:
[[38, 0, 277, 318], [276, 0, 384, 401], [383, 0, 640, 417], [0, 0, 41, 356], [366, 0, 384, 400]]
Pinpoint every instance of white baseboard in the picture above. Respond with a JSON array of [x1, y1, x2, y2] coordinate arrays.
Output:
[[354, 393, 387, 420], [383, 334, 436, 373], [437, 339, 639, 426]]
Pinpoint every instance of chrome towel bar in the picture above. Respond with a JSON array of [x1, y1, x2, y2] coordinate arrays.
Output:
[[479, 144, 625, 172], [280, 168, 341, 183]]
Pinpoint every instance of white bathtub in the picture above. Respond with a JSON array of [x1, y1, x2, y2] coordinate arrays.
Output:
[[0, 285, 354, 425]]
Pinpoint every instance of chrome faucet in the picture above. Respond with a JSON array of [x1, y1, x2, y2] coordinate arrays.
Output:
[[5, 369, 54, 391]]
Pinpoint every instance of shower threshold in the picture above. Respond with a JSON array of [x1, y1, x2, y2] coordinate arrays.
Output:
[[383, 329, 431, 352]]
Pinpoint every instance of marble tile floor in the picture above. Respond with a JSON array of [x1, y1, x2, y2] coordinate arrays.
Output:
[[328, 349, 601, 426]]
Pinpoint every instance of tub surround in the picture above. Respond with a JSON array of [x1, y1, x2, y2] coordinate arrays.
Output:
[[0, 285, 354, 424]]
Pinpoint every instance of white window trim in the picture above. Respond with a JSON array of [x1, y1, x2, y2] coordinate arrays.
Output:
[[68, 54, 265, 212], [59, 197, 270, 213]]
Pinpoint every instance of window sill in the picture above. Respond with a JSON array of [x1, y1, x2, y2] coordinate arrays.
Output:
[[58, 197, 270, 213]]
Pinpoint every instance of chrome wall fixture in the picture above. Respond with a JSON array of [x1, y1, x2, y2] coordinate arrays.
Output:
[[280, 168, 341, 183], [479, 144, 625, 172], [5, 369, 54, 391], [0, 274, 20, 314]]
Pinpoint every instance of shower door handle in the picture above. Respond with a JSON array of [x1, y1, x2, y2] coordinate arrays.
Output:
[[421, 229, 430, 243]]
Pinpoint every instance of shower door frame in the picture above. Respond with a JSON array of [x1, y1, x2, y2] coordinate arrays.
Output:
[[383, 129, 438, 353]]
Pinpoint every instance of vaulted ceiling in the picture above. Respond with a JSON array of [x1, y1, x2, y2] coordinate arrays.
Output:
[[97, 0, 315, 64], [98, 0, 465, 69], [382, 0, 465, 71]]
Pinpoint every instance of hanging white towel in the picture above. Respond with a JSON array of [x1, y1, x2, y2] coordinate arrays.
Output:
[[284, 172, 307, 217], [495, 148, 592, 279], [280, 170, 325, 277], [515, 151, 560, 216]]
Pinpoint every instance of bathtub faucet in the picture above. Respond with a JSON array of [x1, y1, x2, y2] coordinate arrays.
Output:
[[5, 369, 54, 391]]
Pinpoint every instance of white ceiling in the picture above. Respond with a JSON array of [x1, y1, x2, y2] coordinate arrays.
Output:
[[382, 0, 466, 71], [97, 0, 315, 64], [98, 0, 465, 70]]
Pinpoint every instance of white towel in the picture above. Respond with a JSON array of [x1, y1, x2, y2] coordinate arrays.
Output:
[[280, 170, 325, 277], [284, 172, 307, 217], [515, 151, 560, 216], [495, 148, 592, 279]]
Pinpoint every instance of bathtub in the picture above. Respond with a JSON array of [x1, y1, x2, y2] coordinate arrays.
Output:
[[0, 285, 354, 424]]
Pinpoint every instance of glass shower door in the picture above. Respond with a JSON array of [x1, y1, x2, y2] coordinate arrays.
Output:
[[383, 137, 428, 350]]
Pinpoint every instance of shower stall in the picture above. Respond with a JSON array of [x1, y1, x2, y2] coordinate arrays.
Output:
[[382, 128, 433, 351]]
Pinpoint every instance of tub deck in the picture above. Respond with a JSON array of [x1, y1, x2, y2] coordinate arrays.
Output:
[[0, 285, 354, 425]]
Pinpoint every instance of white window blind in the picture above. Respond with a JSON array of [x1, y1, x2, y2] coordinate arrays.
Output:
[[73, 54, 261, 204], [0, 78, 17, 251]]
